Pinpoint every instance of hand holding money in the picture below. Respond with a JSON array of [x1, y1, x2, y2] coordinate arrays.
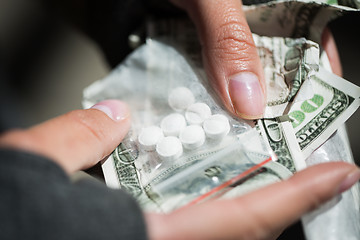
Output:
[[146, 162, 359, 240], [83, 0, 360, 238], [170, 0, 342, 121], [0, 100, 359, 240]]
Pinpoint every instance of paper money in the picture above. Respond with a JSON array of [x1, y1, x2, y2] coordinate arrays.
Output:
[[255, 67, 360, 177], [106, 128, 282, 212], [253, 34, 319, 117], [90, 35, 360, 214], [244, 0, 358, 43], [85, 33, 359, 212], [256, 117, 306, 172], [83, 38, 303, 212], [288, 67, 360, 158], [83, 0, 359, 233]]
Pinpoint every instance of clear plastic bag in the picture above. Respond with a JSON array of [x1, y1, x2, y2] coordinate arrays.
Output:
[[83, 36, 359, 237], [302, 124, 360, 240], [152, 134, 274, 212], [83, 40, 285, 212]]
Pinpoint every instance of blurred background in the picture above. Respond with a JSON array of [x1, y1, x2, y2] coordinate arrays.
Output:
[[0, 1, 359, 238]]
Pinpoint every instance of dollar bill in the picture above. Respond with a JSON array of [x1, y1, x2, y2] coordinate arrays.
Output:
[[83, 0, 359, 219], [287, 66, 360, 158], [256, 117, 306, 172], [244, 0, 358, 43], [87, 38, 358, 214], [93, 38, 359, 214], [104, 129, 292, 213], [94, 37, 310, 212], [253, 34, 319, 117], [255, 66, 360, 172]]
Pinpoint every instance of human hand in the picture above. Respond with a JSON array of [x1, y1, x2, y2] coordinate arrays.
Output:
[[170, 0, 342, 120], [171, 0, 266, 119], [0, 99, 358, 240], [146, 162, 360, 240], [0, 100, 131, 173]]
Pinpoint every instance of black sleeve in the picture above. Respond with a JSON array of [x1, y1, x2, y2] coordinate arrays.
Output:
[[0, 149, 148, 240]]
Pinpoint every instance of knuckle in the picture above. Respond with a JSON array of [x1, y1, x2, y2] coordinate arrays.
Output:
[[211, 17, 255, 62], [65, 110, 105, 144]]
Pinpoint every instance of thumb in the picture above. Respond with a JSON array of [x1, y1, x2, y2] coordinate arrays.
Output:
[[175, 0, 266, 119], [0, 100, 131, 173], [146, 162, 360, 240]]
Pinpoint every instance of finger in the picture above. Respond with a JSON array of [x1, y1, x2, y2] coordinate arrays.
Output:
[[322, 27, 342, 77], [0, 100, 131, 173], [172, 0, 266, 119], [147, 162, 360, 240]]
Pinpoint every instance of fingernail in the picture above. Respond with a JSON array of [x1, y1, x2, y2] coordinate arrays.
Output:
[[91, 100, 129, 122], [338, 168, 360, 194], [229, 72, 265, 119]]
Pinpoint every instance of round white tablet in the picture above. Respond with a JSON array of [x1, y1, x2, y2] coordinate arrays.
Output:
[[160, 113, 187, 136], [185, 102, 211, 125], [168, 87, 195, 111], [179, 125, 206, 150], [203, 114, 230, 139], [156, 136, 183, 160], [138, 126, 164, 151]]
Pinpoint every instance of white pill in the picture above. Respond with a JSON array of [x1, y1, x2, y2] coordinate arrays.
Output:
[[179, 125, 206, 150], [168, 87, 195, 111], [160, 113, 186, 136], [156, 136, 183, 160], [203, 114, 230, 139], [138, 126, 164, 151], [185, 102, 211, 125]]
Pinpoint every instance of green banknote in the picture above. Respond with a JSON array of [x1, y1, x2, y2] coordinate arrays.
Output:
[[287, 67, 360, 158], [83, 0, 359, 217]]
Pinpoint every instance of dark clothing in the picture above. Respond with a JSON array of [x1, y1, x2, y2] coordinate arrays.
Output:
[[0, 149, 147, 240]]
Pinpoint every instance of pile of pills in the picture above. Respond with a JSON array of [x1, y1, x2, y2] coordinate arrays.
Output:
[[138, 86, 230, 160]]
